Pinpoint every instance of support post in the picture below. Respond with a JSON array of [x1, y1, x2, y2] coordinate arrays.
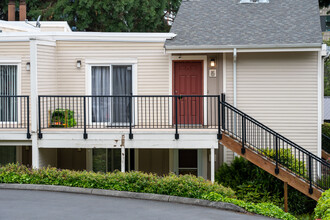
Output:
[[83, 96, 88, 139], [121, 135, 125, 172], [221, 93, 225, 131], [217, 95, 221, 140], [129, 94, 133, 139], [275, 135, 279, 175], [211, 146, 215, 183], [241, 115, 246, 155], [175, 96, 179, 140], [38, 96, 42, 139], [284, 182, 288, 212], [26, 97, 31, 139], [308, 155, 313, 194], [32, 134, 39, 169]]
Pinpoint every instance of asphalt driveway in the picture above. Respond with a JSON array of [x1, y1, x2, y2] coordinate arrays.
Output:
[[0, 189, 271, 220]]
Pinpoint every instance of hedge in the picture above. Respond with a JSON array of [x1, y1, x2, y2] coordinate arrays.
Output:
[[314, 189, 330, 220], [0, 164, 297, 220]]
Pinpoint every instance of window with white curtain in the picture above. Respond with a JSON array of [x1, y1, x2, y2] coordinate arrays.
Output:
[[91, 65, 132, 124], [0, 65, 17, 122]]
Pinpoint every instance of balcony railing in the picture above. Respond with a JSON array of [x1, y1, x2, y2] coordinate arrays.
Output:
[[38, 95, 221, 139], [0, 95, 30, 138]]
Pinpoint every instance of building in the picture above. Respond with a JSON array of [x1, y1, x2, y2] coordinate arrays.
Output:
[[0, 0, 329, 199]]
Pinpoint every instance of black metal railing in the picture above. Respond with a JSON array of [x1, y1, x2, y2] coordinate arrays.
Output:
[[38, 95, 220, 139], [0, 95, 30, 138], [221, 95, 330, 191], [322, 134, 330, 155]]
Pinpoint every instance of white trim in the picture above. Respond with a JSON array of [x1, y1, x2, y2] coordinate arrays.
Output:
[[0, 32, 176, 43], [233, 49, 237, 107], [0, 58, 21, 63], [86, 58, 138, 64], [318, 51, 322, 160], [171, 55, 208, 125], [166, 48, 322, 54], [222, 54, 226, 93]]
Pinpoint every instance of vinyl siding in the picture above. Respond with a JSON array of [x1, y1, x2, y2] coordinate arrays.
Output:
[[225, 52, 319, 158], [0, 41, 30, 95], [56, 41, 169, 95], [37, 44, 58, 95]]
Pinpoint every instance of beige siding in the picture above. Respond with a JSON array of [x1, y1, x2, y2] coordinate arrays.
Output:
[[56, 41, 169, 95], [225, 52, 318, 157], [0, 42, 30, 95], [37, 44, 58, 95]]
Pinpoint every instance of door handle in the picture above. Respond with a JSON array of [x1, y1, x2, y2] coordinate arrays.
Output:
[[175, 90, 178, 94]]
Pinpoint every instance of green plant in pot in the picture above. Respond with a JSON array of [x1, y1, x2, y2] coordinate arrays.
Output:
[[51, 109, 76, 128]]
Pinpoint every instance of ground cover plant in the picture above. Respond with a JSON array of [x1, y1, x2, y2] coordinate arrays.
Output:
[[215, 157, 316, 216], [0, 163, 296, 220]]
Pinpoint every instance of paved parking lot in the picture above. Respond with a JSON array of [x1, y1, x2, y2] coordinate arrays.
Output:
[[0, 189, 271, 220]]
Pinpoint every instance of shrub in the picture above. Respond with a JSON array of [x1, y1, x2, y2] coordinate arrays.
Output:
[[323, 123, 330, 138], [0, 163, 234, 199], [314, 189, 330, 220], [202, 192, 296, 220], [215, 157, 316, 215]]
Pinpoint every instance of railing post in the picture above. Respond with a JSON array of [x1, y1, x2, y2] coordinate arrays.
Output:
[[129, 94, 133, 139], [221, 93, 225, 131], [217, 95, 221, 140], [83, 96, 88, 139], [26, 96, 31, 139], [175, 96, 179, 140], [38, 96, 42, 139], [275, 135, 279, 174], [308, 155, 313, 194], [241, 115, 246, 155]]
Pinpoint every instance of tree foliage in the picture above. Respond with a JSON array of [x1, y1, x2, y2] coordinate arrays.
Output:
[[0, 0, 182, 32], [325, 40, 330, 96]]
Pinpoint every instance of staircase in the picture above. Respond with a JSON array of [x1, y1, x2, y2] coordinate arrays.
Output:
[[218, 96, 330, 201]]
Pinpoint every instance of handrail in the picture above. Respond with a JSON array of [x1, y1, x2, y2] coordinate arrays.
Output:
[[221, 99, 330, 191], [223, 102, 327, 165]]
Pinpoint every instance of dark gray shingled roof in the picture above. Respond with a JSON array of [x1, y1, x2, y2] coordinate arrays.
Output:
[[166, 0, 323, 49]]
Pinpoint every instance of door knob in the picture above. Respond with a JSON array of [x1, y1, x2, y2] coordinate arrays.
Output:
[[175, 90, 178, 94]]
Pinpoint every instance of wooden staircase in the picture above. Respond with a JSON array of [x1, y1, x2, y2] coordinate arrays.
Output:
[[218, 96, 330, 201], [220, 134, 323, 200]]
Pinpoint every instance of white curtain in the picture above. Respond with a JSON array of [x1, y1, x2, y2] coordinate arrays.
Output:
[[112, 65, 132, 124], [0, 65, 17, 122], [92, 66, 110, 123]]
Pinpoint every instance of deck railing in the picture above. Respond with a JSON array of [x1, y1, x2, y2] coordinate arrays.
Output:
[[38, 95, 220, 139], [0, 95, 30, 138], [221, 94, 330, 191]]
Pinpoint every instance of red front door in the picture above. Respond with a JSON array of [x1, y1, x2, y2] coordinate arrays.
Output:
[[173, 61, 203, 125]]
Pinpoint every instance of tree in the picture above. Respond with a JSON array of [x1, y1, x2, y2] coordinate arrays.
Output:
[[0, 0, 182, 32]]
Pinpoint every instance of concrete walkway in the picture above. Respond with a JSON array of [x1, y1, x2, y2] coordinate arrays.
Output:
[[0, 189, 271, 220]]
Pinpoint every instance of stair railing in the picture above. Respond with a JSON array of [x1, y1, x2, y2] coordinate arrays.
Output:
[[220, 94, 330, 192]]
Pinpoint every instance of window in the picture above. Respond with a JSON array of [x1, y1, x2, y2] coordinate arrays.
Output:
[[91, 65, 132, 125], [0, 65, 18, 122], [92, 149, 133, 172], [178, 150, 198, 176]]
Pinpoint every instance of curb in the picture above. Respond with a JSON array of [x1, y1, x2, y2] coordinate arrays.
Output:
[[0, 183, 247, 214]]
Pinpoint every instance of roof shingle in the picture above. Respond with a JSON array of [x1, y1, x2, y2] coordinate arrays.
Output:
[[166, 0, 323, 49]]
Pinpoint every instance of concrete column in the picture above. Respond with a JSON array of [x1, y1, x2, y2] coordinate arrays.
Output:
[[211, 146, 215, 183], [30, 38, 39, 169], [121, 146, 125, 172]]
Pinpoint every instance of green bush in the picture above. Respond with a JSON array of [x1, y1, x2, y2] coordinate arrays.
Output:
[[215, 157, 316, 215], [0, 163, 234, 199], [202, 192, 296, 220], [51, 109, 76, 128], [323, 123, 330, 138], [322, 123, 330, 154], [314, 189, 330, 220]]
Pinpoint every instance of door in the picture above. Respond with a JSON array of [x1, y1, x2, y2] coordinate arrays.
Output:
[[173, 61, 203, 125]]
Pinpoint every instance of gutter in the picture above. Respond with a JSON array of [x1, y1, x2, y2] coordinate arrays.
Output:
[[165, 43, 322, 50]]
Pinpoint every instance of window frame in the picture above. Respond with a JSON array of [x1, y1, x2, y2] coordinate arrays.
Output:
[[0, 62, 21, 125], [86, 61, 137, 127]]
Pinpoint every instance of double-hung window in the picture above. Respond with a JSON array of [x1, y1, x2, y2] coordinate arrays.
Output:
[[91, 65, 132, 126], [0, 65, 18, 122]]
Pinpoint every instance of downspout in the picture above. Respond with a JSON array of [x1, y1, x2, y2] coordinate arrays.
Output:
[[233, 48, 237, 107], [233, 48, 237, 157]]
